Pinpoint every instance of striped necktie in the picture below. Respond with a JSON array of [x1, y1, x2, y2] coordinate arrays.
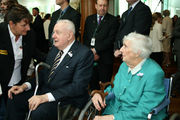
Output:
[[48, 50, 63, 81], [98, 16, 102, 24]]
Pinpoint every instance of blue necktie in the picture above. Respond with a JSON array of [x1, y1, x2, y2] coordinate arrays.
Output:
[[48, 50, 63, 82], [58, 10, 64, 20], [127, 7, 132, 15]]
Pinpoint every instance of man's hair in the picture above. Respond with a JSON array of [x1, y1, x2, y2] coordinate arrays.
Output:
[[67, 0, 70, 3], [44, 13, 51, 20], [56, 19, 75, 34], [123, 32, 152, 59], [95, 0, 109, 4], [6, 0, 18, 10], [5, 4, 32, 24], [33, 7, 39, 13], [163, 10, 170, 17]]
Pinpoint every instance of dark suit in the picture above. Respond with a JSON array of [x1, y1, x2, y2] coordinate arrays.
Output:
[[0, 22, 45, 98], [31, 15, 46, 52], [49, 6, 81, 40], [114, 1, 152, 49], [6, 40, 94, 120], [173, 18, 180, 90], [83, 13, 119, 90]]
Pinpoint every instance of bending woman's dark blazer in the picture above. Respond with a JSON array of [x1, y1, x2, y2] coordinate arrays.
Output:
[[0, 22, 45, 95]]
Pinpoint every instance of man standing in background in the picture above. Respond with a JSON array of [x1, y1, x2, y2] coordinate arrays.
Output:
[[114, 0, 152, 57], [83, 0, 119, 90], [32, 7, 46, 53], [49, 0, 81, 46]]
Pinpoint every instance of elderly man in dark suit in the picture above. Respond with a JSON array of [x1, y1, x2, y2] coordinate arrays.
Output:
[[114, 0, 152, 57], [83, 0, 119, 90], [0, 4, 45, 120], [6, 19, 94, 120], [49, 0, 81, 43]]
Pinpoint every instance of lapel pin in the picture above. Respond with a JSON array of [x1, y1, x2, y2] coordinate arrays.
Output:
[[68, 51, 73, 57]]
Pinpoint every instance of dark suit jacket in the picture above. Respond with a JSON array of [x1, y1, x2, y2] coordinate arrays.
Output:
[[29, 40, 94, 108], [31, 15, 45, 52], [83, 13, 119, 65], [114, 1, 152, 49], [0, 22, 45, 94], [49, 6, 81, 39], [173, 18, 180, 51]]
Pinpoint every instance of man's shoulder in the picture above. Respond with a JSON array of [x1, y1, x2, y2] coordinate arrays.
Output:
[[68, 6, 80, 14], [52, 9, 61, 16], [74, 40, 90, 51], [105, 13, 118, 21], [86, 14, 96, 20], [135, 1, 151, 11]]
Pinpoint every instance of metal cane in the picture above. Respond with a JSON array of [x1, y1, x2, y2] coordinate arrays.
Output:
[[26, 62, 50, 120]]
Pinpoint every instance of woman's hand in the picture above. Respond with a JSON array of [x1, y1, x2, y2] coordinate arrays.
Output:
[[93, 115, 114, 120], [91, 93, 106, 111], [8, 84, 28, 99]]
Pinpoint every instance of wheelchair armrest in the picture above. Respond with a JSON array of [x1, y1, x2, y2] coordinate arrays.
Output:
[[148, 99, 170, 120], [152, 98, 170, 114]]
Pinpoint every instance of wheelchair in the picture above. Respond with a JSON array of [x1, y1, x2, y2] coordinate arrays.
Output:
[[78, 76, 174, 120]]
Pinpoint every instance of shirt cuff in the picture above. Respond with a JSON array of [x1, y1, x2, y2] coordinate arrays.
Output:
[[46, 93, 55, 102], [24, 82, 31, 91], [0, 84, 2, 95]]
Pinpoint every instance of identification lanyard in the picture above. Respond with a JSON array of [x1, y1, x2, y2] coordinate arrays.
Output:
[[91, 24, 101, 47]]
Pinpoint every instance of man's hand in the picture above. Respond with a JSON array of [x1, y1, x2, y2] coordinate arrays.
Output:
[[91, 48, 96, 55], [8, 84, 28, 99], [28, 94, 49, 111], [93, 115, 114, 120], [114, 49, 122, 58], [92, 93, 106, 111], [91, 48, 100, 61]]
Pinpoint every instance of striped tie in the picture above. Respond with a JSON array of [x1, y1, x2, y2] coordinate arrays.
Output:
[[48, 50, 63, 82]]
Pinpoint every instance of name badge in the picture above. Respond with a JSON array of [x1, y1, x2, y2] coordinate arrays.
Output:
[[91, 37, 95, 47]]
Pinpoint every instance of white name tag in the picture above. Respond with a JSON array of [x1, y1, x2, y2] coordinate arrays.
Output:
[[91, 38, 95, 47]]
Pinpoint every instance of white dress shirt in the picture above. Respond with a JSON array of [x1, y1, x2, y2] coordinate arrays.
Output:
[[8, 25, 23, 87]]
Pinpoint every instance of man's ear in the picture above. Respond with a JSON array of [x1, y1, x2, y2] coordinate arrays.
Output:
[[9, 21, 14, 26]]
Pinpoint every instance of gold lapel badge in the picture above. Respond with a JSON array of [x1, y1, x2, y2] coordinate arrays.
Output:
[[0, 50, 8, 55]]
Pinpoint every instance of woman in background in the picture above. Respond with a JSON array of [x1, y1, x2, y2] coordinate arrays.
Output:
[[150, 12, 167, 66]]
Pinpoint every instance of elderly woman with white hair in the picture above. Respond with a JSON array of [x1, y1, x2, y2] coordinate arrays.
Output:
[[92, 32, 166, 120]]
